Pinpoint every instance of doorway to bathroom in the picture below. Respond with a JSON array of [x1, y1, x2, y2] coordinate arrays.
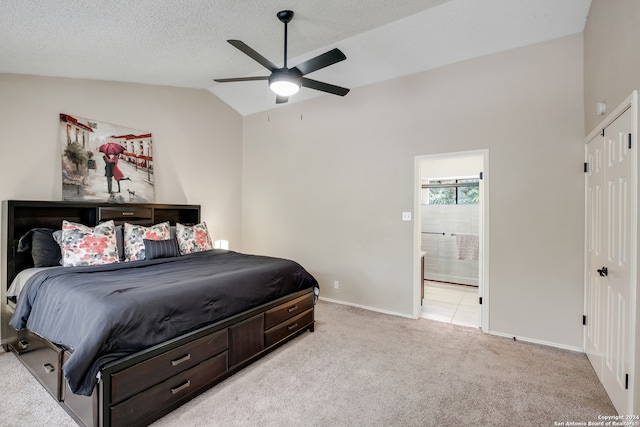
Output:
[[414, 150, 488, 330], [422, 177, 479, 286]]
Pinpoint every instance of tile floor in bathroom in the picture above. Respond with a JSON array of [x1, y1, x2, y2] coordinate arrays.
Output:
[[421, 280, 480, 328]]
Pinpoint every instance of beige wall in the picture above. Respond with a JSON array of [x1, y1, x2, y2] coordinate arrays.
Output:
[[0, 73, 244, 247], [243, 33, 585, 349], [584, 0, 640, 133], [584, 0, 640, 412], [0, 30, 588, 350]]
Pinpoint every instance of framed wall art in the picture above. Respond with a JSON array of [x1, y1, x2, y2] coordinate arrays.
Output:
[[60, 113, 154, 202]]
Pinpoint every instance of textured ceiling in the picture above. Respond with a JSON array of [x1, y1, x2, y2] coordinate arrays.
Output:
[[0, 0, 591, 116]]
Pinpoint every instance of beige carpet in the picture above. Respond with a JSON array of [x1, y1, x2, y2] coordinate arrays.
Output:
[[0, 301, 615, 426]]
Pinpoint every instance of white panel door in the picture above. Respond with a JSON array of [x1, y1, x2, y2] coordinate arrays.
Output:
[[586, 129, 604, 378], [586, 106, 633, 414]]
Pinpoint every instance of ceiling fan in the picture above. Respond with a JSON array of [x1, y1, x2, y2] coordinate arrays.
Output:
[[213, 10, 349, 104]]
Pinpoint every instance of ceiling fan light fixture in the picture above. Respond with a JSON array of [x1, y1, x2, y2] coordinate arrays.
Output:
[[213, 10, 349, 104], [269, 73, 300, 97]]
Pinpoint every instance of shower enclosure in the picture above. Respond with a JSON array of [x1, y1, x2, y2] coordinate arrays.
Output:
[[421, 178, 479, 286]]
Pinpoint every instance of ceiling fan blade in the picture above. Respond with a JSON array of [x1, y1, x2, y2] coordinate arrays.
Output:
[[301, 77, 350, 96], [213, 76, 269, 83], [228, 40, 279, 72], [275, 95, 289, 104], [292, 48, 346, 76]]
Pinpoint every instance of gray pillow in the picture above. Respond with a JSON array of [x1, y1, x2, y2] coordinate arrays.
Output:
[[18, 228, 62, 267]]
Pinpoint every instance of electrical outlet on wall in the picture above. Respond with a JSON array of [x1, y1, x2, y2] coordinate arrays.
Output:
[[333, 280, 339, 289]]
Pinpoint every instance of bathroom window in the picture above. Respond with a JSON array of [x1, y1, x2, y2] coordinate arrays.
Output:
[[422, 179, 479, 205]]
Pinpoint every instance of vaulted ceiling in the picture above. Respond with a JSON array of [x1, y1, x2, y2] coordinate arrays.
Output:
[[0, 0, 591, 115]]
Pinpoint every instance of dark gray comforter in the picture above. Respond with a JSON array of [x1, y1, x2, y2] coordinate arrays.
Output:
[[10, 249, 318, 395]]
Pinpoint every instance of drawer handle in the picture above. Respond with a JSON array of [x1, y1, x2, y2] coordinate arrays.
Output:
[[171, 353, 191, 367], [19, 340, 29, 350], [287, 305, 298, 313], [170, 380, 191, 395], [287, 322, 298, 331], [121, 212, 135, 216], [43, 363, 55, 374]]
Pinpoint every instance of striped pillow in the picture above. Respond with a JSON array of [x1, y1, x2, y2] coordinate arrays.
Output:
[[143, 238, 180, 260]]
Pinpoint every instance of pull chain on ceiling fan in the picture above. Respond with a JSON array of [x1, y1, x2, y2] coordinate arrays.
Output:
[[213, 10, 349, 104]]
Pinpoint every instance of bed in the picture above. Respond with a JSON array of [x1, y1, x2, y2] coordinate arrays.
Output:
[[0, 200, 318, 427]]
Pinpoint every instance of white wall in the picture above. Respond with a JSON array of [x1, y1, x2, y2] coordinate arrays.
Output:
[[242, 33, 586, 349], [0, 73, 244, 248]]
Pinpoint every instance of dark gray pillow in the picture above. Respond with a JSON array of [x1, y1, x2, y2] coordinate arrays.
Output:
[[143, 238, 180, 260], [18, 228, 62, 267], [115, 224, 124, 261]]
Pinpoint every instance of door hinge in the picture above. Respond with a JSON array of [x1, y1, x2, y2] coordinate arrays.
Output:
[[626, 374, 629, 390], [479, 297, 483, 305], [601, 128, 605, 137], [479, 172, 483, 180], [584, 162, 588, 173], [583, 315, 587, 325], [629, 133, 632, 149]]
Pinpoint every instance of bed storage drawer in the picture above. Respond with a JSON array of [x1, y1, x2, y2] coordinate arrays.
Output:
[[265, 308, 314, 348], [110, 329, 227, 404], [110, 351, 228, 427], [9, 331, 63, 401], [264, 292, 314, 330]]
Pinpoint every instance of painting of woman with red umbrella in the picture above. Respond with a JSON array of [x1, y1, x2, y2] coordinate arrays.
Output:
[[60, 113, 154, 202], [99, 142, 131, 194]]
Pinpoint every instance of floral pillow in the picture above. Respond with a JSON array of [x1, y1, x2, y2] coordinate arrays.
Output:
[[176, 222, 213, 255], [61, 220, 119, 267], [123, 222, 170, 262]]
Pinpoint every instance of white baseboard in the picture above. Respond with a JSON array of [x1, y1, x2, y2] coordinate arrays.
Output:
[[319, 297, 584, 353], [318, 296, 415, 319], [487, 330, 584, 353]]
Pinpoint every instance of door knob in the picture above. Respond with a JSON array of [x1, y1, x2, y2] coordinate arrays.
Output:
[[597, 266, 608, 277]]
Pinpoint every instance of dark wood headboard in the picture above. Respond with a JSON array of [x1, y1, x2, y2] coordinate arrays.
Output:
[[1, 200, 200, 288], [0, 200, 200, 348]]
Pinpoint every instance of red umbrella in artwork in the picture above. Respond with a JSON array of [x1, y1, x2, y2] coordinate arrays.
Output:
[[98, 142, 126, 156]]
